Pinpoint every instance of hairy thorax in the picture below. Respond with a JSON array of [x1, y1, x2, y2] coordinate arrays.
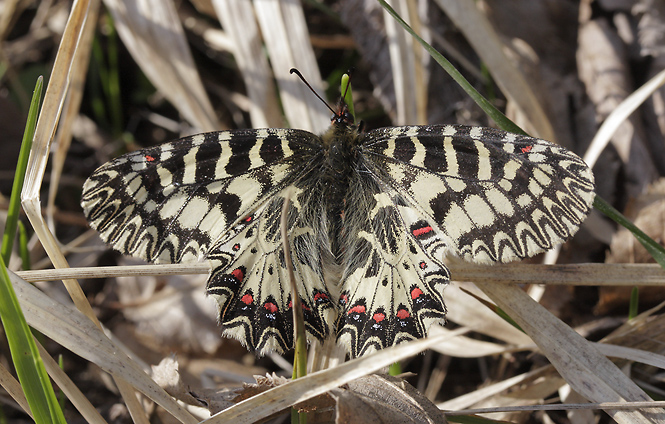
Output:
[[319, 124, 362, 259]]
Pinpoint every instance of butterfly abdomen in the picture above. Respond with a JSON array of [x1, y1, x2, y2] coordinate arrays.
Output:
[[313, 124, 362, 258]]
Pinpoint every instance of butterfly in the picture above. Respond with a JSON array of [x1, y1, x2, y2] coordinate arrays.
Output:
[[81, 84, 595, 358]]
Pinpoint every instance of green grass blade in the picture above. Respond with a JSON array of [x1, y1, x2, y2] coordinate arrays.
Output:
[[388, 362, 402, 376], [57, 355, 66, 412], [0, 76, 65, 424], [628, 287, 639, 320], [0, 257, 66, 424], [18, 222, 31, 271], [100, 12, 123, 136], [1, 77, 43, 265]]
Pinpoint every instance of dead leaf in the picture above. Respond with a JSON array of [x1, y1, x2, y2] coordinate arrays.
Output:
[[330, 374, 447, 424], [115, 262, 222, 355], [602, 178, 665, 313]]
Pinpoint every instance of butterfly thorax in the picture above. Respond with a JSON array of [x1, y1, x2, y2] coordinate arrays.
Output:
[[318, 120, 361, 259]]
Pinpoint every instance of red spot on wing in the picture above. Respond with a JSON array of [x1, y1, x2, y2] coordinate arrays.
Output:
[[241, 294, 253, 305], [521, 145, 533, 153], [412, 226, 433, 237], [348, 305, 366, 315], [396, 309, 410, 320], [264, 302, 278, 313], [145, 155, 155, 162], [232, 243, 240, 251], [419, 261, 427, 270], [411, 288, 424, 300], [372, 312, 385, 322], [244, 215, 253, 222], [231, 268, 244, 282], [340, 294, 349, 304], [314, 292, 329, 302]]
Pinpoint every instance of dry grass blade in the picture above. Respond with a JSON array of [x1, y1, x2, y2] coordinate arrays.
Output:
[[450, 262, 665, 286], [21, 0, 91, 204], [476, 282, 665, 423], [584, 68, 665, 168], [7, 269, 199, 424], [454, 401, 665, 416], [279, 188, 307, 379], [103, 0, 218, 131], [20, 0, 100, 328], [203, 328, 467, 423], [19, 262, 665, 286], [428, 325, 528, 357], [35, 342, 108, 424], [18, 2, 166, 421], [0, 361, 31, 418], [594, 343, 665, 369], [381, 0, 425, 125], [438, 365, 556, 411], [253, 0, 329, 133], [17, 263, 211, 282], [46, 0, 100, 231], [433, 0, 554, 141], [211, 0, 281, 128]]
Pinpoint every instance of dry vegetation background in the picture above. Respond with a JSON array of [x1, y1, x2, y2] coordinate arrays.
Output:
[[1, 0, 665, 423]]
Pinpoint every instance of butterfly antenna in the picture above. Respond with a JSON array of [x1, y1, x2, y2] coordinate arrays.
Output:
[[290, 68, 337, 116]]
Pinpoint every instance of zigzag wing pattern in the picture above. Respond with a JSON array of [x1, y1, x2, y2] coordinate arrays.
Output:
[[360, 125, 595, 264], [82, 117, 596, 359], [81, 129, 317, 264], [205, 188, 335, 355], [336, 176, 450, 357]]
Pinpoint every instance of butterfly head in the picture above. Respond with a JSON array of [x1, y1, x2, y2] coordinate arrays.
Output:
[[331, 102, 356, 129], [290, 68, 360, 132]]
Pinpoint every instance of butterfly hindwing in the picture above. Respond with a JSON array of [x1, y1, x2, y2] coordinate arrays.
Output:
[[360, 124, 595, 264], [336, 176, 449, 357], [203, 187, 336, 355]]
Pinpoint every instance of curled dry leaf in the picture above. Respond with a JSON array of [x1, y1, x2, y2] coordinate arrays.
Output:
[[331, 374, 447, 424], [233, 373, 290, 403], [151, 356, 238, 416], [186, 372, 447, 422], [151, 356, 197, 404], [223, 373, 446, 423]]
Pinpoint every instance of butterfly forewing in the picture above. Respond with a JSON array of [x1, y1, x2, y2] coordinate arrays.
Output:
[[360, 125, 595, 264], [82, 129, 318, 264]]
